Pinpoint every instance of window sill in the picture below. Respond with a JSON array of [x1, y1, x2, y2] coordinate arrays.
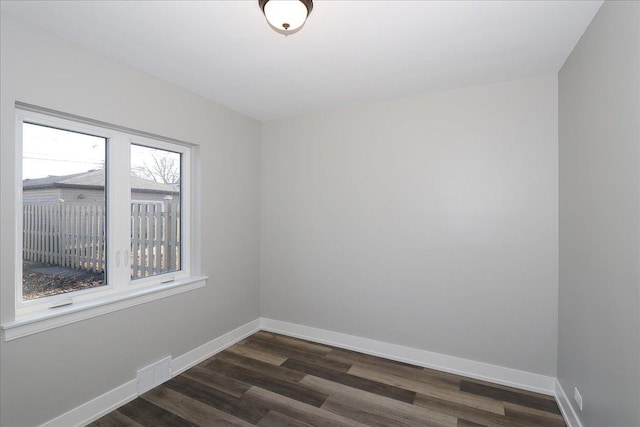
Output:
[[1, 276, 208, 341]]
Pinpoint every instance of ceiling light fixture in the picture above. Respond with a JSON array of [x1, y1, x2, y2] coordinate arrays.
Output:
[[259, 0, 313, 35]]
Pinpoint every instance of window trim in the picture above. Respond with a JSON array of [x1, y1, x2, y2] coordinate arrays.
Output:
[[2, 104, 205, 340], [2, 276, 207, 341], [17, 114, 117, 312]]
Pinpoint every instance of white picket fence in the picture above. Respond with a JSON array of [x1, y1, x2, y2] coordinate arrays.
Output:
[[131, 202, 180, 278], [23, 202, 180, 279]]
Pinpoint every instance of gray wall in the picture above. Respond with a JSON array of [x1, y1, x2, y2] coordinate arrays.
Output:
[[22, 188, 169, 204], [22, 188, 63, 204], [6, 2, 638, 425], [261, 75, 559, 376], [0, 13, 261, 427], [558, 1, 640, 426]]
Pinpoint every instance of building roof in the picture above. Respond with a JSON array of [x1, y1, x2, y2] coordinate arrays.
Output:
[[23, 169, 179, 194]]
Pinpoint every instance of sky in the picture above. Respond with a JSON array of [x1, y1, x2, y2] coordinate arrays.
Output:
[[22, 122, 105, 180], [22, 122, 179, 182]]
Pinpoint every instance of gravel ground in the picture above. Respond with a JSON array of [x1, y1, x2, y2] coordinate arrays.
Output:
[[22, 266, 104, 301]]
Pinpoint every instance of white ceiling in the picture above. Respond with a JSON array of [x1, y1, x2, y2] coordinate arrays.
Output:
[[1, 0, 602, 122]]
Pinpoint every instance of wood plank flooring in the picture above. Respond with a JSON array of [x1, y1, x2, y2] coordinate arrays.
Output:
[[89, 331, 566, 427]]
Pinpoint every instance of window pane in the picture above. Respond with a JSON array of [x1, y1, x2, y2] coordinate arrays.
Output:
[[130, 144, 181, 279], [22, 123, 107, 301]]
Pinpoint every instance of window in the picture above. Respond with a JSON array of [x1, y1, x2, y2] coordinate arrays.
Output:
[[22, 123, 107, 300], [15, 107, 195, 317], [130, 144, 182, 279]]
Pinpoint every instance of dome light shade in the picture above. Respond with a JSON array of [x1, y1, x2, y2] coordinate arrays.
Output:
[[259, 0, 313, 35]]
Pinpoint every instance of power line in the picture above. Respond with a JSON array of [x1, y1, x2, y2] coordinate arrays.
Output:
[[23, 156, 103, 165]]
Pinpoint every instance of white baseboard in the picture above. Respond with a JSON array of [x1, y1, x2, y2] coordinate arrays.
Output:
[[39, 317, 561, 427], [38, 318, 261, 427], [260, 317, 556, 395], [555, 379, 584, 427], [39, 379, 138, 427], [172, 318, 261, 376]]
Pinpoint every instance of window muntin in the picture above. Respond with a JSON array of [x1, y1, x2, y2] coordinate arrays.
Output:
[[16, 110, 191, 314]]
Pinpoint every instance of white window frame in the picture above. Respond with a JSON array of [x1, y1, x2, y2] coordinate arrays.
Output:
[[2, 106, 205, 340]]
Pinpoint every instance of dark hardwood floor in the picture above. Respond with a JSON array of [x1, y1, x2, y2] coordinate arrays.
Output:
[[89, 331, 566, 427]]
